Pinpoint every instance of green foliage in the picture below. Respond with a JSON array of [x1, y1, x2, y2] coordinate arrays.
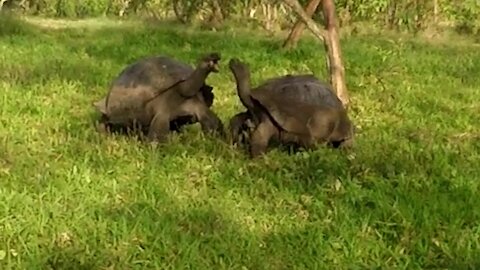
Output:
[[1, 16, 480, 268], [335, 0, 480, 34], [447, 0, 480, 34], [2, 0, 480, 34]]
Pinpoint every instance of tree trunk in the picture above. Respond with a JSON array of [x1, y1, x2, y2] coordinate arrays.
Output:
[[210, 0, 224, 23], [283, 0, 321, 49], [283, 0, 350, 107], [386, 1, 397, 29], [321, 0, 349, 107], [0, 0, 7, 11]]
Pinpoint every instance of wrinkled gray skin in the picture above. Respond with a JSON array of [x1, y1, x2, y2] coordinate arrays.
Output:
[[93, 52, 224, 142], [228, 58, 354, 158], [228, 70, 349, 150]]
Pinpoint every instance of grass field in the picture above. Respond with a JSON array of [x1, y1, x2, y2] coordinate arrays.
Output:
[[1, 14, 480, 269]]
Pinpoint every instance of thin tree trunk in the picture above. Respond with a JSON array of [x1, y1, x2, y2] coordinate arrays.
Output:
[[0, 0, 7, 11], [283, 0, 321, 49], [283, 0, 350, 107], [321, 0, 349, 107], [386, 1, 397, 29], [211, 0, 224, 23]]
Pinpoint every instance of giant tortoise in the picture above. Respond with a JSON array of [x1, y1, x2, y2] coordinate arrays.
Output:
[[228, 58, 354, 158], [228, 72, 346, 146], [93, 52, 224, 142]]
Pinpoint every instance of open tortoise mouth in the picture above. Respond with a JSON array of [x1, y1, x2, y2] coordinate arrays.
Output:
[[210, 59, 220, 72], [202, 52, 221, 72]]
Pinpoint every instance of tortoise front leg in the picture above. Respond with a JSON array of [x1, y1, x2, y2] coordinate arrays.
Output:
[[228, 111, 251, 145], [176, 99, 225, 138], [198, 108, 225, 137], [147, 113, 171, 143], [169, 115, 195, 132], [250, 119, 277, 158]]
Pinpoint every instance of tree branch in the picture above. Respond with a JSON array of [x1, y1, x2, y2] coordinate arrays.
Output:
[[282, 0, 328, 42], [283, 0, 350, 107], [283, 0, 322, 49]]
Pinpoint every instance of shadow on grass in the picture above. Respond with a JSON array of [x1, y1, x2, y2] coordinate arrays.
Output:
[[0, 12, 40, 37], [37, 166, 480, 269], [41, 186, 272, 269]]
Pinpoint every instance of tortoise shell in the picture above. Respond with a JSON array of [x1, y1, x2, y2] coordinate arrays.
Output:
[[94, 56, 197, 124], [255, 74, 343, 108], [249, 74, 345, 135]]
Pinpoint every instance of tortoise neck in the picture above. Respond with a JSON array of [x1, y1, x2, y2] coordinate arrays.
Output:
[[232, 72, 255, 113], [182, 67, 211, 96]]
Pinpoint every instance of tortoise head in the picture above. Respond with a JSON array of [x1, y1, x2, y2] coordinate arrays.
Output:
[[199, 52, 221, 73], [228, 58, 250, 81], [330, 113, 356, 149]]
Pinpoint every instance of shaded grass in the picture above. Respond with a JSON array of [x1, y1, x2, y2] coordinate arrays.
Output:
[[1, 14, 480, 269]]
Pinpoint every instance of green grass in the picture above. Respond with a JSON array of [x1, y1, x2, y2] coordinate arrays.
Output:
[[1, 14, 480, 269]]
